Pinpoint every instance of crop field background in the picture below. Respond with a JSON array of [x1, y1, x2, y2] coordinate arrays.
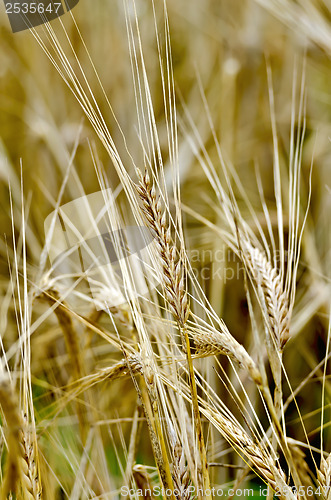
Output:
[[0, 1, 330, 499]]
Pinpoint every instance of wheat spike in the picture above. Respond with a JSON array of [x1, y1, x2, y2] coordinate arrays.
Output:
[[64, 355, 143, 402], [19, 418, 42, 500], [192, 323, 262, 386], [92, 355, 143, 386], [318, 454, 331, 500], [137, 170, 190, 328], [0, 378, 42, 499], [172, 442, 195, 500], [213, 412, 294, 499], [242, 240, 290, 350]]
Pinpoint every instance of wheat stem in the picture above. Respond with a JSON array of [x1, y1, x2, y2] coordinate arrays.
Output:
[[42, 288, 88, 442]]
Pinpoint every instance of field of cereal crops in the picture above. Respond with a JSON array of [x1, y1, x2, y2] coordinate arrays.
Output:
[[0, 1, 330, 498]]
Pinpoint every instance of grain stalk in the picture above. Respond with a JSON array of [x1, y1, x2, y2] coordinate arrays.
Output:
[[42, 288, 88, 442], [124, 405, 144, 497], [141, 349, 177, 500], [137, 369, 176, 500]]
